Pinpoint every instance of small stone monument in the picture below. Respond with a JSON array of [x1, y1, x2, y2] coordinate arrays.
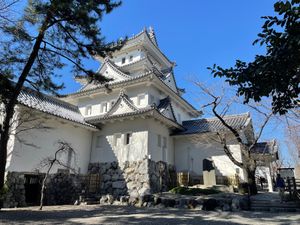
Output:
[[203, 158, 216, 186]]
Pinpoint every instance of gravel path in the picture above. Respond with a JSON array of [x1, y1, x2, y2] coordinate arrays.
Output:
[[1, 205, 299, 225]]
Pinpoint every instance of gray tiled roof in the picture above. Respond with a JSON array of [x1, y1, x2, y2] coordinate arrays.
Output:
[[85, 102, 183, 129], [252, 141, 277, 154], [157, 97, 177, 122], [176, 113, 250, 135], [17, 88, 96, 128]]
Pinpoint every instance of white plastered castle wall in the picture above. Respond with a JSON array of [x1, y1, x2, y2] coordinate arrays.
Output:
[[174, 134, 246, 180], [148, 119, 174, 165], [90, 118, 149, 164], [78, 86, 151, 118], [6, 108, 93, 174], [113, 49, 145, 66]]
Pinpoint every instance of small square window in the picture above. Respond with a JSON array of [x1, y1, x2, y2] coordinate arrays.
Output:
[[101, 102, 108, 113], [121, 57, 126, 64], [113, 133, 121, 146], [163, 137, 167, 148], [85, 106, 92, 115], [157, 134, 161, 147], [125, 133, 132, 145], [137, 94, 146, 106]]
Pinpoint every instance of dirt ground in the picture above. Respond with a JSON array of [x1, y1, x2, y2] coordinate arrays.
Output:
[[0, 204, 299, 225]]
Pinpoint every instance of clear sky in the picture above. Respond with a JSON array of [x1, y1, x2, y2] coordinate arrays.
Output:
[[23, 1, 295, 165]]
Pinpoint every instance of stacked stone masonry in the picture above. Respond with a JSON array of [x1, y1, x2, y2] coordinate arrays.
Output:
[[2, 159, 176, 207], [88, 159, 176, 198]]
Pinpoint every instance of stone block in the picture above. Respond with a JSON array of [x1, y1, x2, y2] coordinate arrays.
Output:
[[112, 181, 126, 189]]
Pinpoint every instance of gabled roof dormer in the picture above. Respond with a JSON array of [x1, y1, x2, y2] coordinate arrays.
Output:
[[157, 97, 177, 122], [105, 90, 138, 116], [98, 58, 131, 81]]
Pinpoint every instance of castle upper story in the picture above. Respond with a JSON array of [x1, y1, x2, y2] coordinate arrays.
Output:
[[63, 27, 201, 128]]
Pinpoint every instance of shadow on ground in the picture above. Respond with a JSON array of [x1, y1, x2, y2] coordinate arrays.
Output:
[[0, 205, 299, 225]]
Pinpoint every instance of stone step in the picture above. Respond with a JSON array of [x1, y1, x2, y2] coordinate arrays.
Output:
[[251, 201, 300, 207], [251, 204, 300, 209], [251, 206, 300, 212], [251, 200, 300, 205]]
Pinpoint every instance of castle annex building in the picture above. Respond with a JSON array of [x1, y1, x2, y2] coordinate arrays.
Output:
[[3, 28, 277, 207]]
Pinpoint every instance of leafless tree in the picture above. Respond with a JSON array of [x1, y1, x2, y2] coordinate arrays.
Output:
[[284, 110, 300, 166], [38, 141, 76, 210], [0, 0, 18, 25], [194, 82, 276, 194]]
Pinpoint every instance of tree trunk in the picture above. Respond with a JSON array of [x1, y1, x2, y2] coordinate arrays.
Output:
[[0, 116, 11, 190], [0, 12, 51, 191], [246, 168, 257, 195], [39, 161, 53, 210]]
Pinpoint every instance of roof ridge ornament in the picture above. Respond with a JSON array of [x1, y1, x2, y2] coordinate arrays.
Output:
[[148, 26, 158, 46], [119, 89, 126, 97]]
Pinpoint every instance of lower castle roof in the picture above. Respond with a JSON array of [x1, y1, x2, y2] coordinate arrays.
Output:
[[17, 88, 96, 129]]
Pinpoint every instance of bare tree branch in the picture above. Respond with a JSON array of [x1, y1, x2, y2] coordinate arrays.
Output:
[[39, 141, 76, 210]]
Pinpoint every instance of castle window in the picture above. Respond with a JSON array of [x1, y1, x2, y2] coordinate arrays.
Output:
[[125, 133, 132, 145], [122, 57, 126, 64], [113, 133, 121, 146], [129, 55, 133, 62], [163, 137, 167, 148], [137, 94, 146, 106], [101, 102, 108, 113], [85, 106, 92, 115], [157, 134, 161, 147]]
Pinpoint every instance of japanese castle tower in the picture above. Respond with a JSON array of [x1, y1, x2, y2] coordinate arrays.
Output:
[[3, 27, 277, 206]]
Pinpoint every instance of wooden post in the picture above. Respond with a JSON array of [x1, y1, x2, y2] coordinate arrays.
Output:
[[292, 177, 296, 191]]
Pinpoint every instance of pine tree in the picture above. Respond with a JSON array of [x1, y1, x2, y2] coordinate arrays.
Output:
[[0, 0, 123, 191]]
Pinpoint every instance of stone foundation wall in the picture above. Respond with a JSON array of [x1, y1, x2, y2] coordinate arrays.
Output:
[[45, 173, 84, 205], [88, 159, 176, 198], [2, 160, 177, 207], [1, 172, 26, 208], [2, 171, 84, 208]]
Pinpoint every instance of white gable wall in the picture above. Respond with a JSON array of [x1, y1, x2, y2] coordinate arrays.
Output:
[[174, 134, 246, 181], [7, 110, 93, 174], [163, 72, 177, 93], [148, 119, 174, 164], [90, 118, 149, 163], [99, 64, 127, 81], [113, 49, 145, 66], [78, 86, 151, 117]]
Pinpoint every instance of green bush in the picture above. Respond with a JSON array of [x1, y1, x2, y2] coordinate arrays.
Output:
[[169, 186, 221, 195]]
